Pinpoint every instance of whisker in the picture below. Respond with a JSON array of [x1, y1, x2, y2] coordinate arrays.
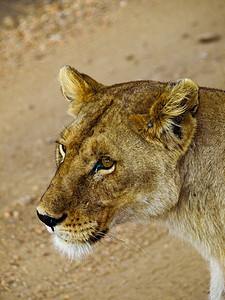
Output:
[[88, 230, 106, 243], [84, 240, 92, 252], [93, 230, 131, 250], [107, 232, 131, 250], [123, 225, 142, 231], [107, 230, 149, 257], [127, 240, 149, 256], [57, 120, 67, 130]]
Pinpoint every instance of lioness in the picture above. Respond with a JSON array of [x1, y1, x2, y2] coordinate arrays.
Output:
[[37, 66, 225, 299]]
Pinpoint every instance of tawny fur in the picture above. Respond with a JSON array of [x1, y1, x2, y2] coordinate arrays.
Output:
[[37, 66, 225, 299]]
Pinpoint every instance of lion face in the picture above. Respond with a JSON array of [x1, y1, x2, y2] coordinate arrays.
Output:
[[37, 66, 199, 259]]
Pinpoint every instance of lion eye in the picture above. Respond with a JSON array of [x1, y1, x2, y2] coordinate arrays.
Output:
[[101, 157, 114, 168], [91, 157, 115, 175], [59, 144, 66, 160]]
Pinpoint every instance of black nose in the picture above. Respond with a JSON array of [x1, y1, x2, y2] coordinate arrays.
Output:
[[37, 211, 67, 228]]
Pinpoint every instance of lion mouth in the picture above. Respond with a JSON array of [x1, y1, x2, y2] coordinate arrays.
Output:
[[52, 228, 109, 260], [87, 229, 109, 244], [53, 227, 109, 245]]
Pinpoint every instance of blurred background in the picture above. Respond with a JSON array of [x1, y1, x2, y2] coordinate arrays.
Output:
[[0, 0, 224, 299]]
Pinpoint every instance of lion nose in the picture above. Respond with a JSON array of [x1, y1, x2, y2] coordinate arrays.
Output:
[[37, 210, 67, 228]]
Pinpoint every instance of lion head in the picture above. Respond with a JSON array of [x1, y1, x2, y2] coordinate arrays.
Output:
[[37, 66, 199, 259]]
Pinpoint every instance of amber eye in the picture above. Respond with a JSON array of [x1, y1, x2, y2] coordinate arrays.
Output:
[[59, 144, 66, 158], [91, 157, 115, 175], [101, 157, 114, 168], [55, 143, 67, 167]]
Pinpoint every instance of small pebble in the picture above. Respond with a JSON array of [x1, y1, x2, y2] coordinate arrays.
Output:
[[120, 1, 128, 8], [32, 185, 39, 192], [181, 31, 189, 39], [126, 54, 135, 61], [2, 16, 16, 29], [13, 195, 35, 206], [4, 209, 12, 219], [13, 255, 20, 261], [49, 34, 62, 42], [198, 32, 221, 43], [12, 211, 20, 219], [32, 225, 43, 233], [199, 52, 209, 59]]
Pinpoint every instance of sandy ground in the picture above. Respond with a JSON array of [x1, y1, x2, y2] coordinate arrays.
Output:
[[0, 0, 224, 299]]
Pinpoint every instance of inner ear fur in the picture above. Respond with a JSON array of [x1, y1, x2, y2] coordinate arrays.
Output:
[[59, 65, 104, 116], [131, 78, 199, 155]]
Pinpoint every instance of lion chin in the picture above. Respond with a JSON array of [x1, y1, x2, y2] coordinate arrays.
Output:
[[52, 235, 93, 261]]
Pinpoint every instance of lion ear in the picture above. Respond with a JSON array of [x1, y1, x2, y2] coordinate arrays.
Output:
[[131, 79, 199, 155], [59, 66, 104, 116]]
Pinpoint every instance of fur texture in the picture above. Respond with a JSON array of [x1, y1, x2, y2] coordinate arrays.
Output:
[[37, 66, 225, 299]]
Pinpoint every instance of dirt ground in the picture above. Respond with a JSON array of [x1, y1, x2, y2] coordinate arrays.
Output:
[[0, 0, 224, 299]]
